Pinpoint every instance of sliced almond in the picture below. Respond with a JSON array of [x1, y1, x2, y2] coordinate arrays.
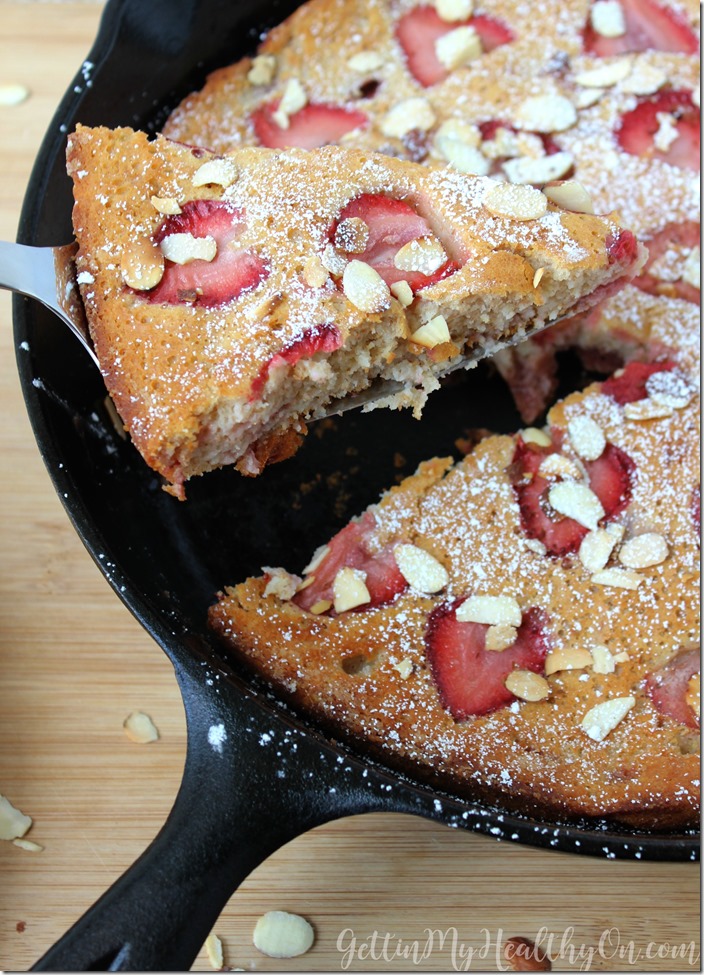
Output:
[[681, 247, 701, 289], [548, 481, 605, 531], [334, 217, 370, 254], [342, 260, 390, 313], [515, 94, 577, 133], [481, 127, 544, 160], [623, 398, 674, 421], [309, 599, 332, 615], [13, 838, 44, 853], [409, 315, 451, 349], [394, 543, 449, 593], [253, 911, 315, 959], [575, 57, 632, 88], [578, 528, 618, 573], [580, 696, 635, 741], [393, 657, 414, 678], [505, 669, 550, 702], [192, 158, 238, 188], [538, 454, 583, 480], [121, 238, 165, 290], [532, 267, 545, 288], [544, 180, 594, 214], [457, 594, 522, 627], [379, 97, 435, 138], [525, 538, 547, 555], [303, 545, 330, 575], [618, 532, 669, 569], [485, 623, 518, 651], [591, 644, 617, 674], [435, 137, 491, 174], [394, 235, 448, 275], [545, 647, 593, 676], [0, 794, 32, 840], [0, 83, 30, 106], [150, 195, 182, 215], [575, 87, 605, 109], [435, 25, 482, 71], [247, 54, 277, 86], [435, 0, 474, 22], [621, 62, 667, 96], [303, 254, 330, 288], [123, 711, 159, 743], [645, 368, 695, 409], [390, 280, 414, 307], [434, 118, 482, 148], [591, 567, 642, 590], [333, 567, 371, 612], [590, 0, 626, 37], [567, 415, 606, 461], [278, 78, 307, 117], [521, 427, 552, 447], [320, 243, 348, 276], [502, 151, 574, 185], [653, 112, 679, 152], [263, 567, 300, 601], [348, 50, 385, 72], [160, 232, 217, 265], [484, 182, 548, 221], [204, 933, 224, 970]]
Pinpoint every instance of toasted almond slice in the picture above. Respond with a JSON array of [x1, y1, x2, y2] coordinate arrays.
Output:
[[623, 398, 674, 421], [436, 137, 492, 174], [645, 368, 695, 409], [435, 25, 482, 71], [278, 78, 307, 117], [681, 247, 701, 289], [0, 794, 32, 840], [160, 232, 217, 265], [263, 567, 300, 600], [310, 599, 333, 615], [521, 427, 552, 447], [0, 83, 30, 106], [393, 657, 414, 678], [505, 670, 550, 702], [525, 538, 547, 555], [548, 481, 605, 531], [379, 97, 435, 138], [253, 911, 315, 959], [342, 260, 390, 313], [502, 151, 574, 185], [532, 267, 545, 288], [435, 0, 474, 21], [578, 528, 618, 573], [545, 647, 593, 676], [204, 933, 224, 970], [435, 118, 482, 148], [580, 696, 635, 741], [320, 243, 348, 276], [575, 87, 605, 109], [333, 567, 371, 613], [247, 54, 277, 86], [394, 543, 449, 593], [590, 0, 626, 37], [390, 280, 414, 307], [151, 195, 182, 215], [303, 254, 330, 288], [296, 575, 316, 592], [575, 57, 632, 88], [409, 315, 451, 349], [567, 415, 606, 461], [192, 158, 238, 188], [348, 50, 385, 72], [12, 838, 44, 852], [653, 112, 679, 152], [590, 643, 617, 674], [544, 179, 594, 214], [485, 623, 518, 651], [484, 182, 548, 221], [121, 239, 165, 290], [591, 567, 642, 590], [515, 94, 577, 133], [123, 711, 159, 743], [538, 454, 583, 480], [394, 235, 448, 275], [618, 532, 669, 569], [334, 217, 370, 254], [457, 595, 522, 627], [621, 62, 667, 95]]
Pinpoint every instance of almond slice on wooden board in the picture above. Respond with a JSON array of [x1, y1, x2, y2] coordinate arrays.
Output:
[[253, 911, 315, 958]]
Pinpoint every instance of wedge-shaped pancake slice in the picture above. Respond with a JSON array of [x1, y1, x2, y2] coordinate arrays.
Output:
[[68, 125, 643, 496]]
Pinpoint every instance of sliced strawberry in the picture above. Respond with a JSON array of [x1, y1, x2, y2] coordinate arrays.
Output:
[[426, 603, 550, 719], [645, 648, 700, 728], [330, 194, 459, 292], [294, 511, 407, 614], [510, 433, 635, 555], [605, 229, 639, 266], [395, 6, 513, 87], [147, 200, 267, 306], [601, 360, 677, 404], [633, 221, 701, 303], [251, 102, 368, 149], [249, 323, 342, 401], [616, 91, 700, 172], [583, 0, 699, 56]]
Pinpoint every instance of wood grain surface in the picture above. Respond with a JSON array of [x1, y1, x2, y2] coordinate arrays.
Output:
[[0, 3, 699, 972]]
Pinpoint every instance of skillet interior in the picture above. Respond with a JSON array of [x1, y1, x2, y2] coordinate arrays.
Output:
[[14, 0, 699, 863]]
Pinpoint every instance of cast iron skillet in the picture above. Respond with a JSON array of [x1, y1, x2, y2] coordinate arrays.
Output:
[[14, 0, 699, 969]]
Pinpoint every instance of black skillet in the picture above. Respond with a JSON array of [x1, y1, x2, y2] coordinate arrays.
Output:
[[13, 0, 699, 969]]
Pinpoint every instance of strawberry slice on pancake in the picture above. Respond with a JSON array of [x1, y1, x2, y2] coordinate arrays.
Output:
[[251, 102, 368, 149], [250, 323, 343, 401], [646, 649, 700, 728], [600, 360, 677, 404], [616, 91, 700, 172], [583, 0, 699, 56]]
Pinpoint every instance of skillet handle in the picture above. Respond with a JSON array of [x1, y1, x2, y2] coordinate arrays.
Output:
[[31, 647, 398, 972]]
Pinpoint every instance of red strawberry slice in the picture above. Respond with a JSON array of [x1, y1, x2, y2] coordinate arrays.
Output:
[[294, 510, 407, 614], [510, 433, 635, 555], [249, 323, 342, 401], [605, 229, 639, 266], [251, 102, 368, 149], [147, 200, 267, 306], [396, 6, 513, 87], [426, 603, 551, 719], [633, 221, 701, 303], [645, 648, 700, 728], [601, 360, 677, 404], [583, 0, 699, 56], [330, 194, 459, 292], [616, 91, 700, 172]]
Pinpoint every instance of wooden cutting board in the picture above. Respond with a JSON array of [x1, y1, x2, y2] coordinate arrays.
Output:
[[0, 3, 699, 971]]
